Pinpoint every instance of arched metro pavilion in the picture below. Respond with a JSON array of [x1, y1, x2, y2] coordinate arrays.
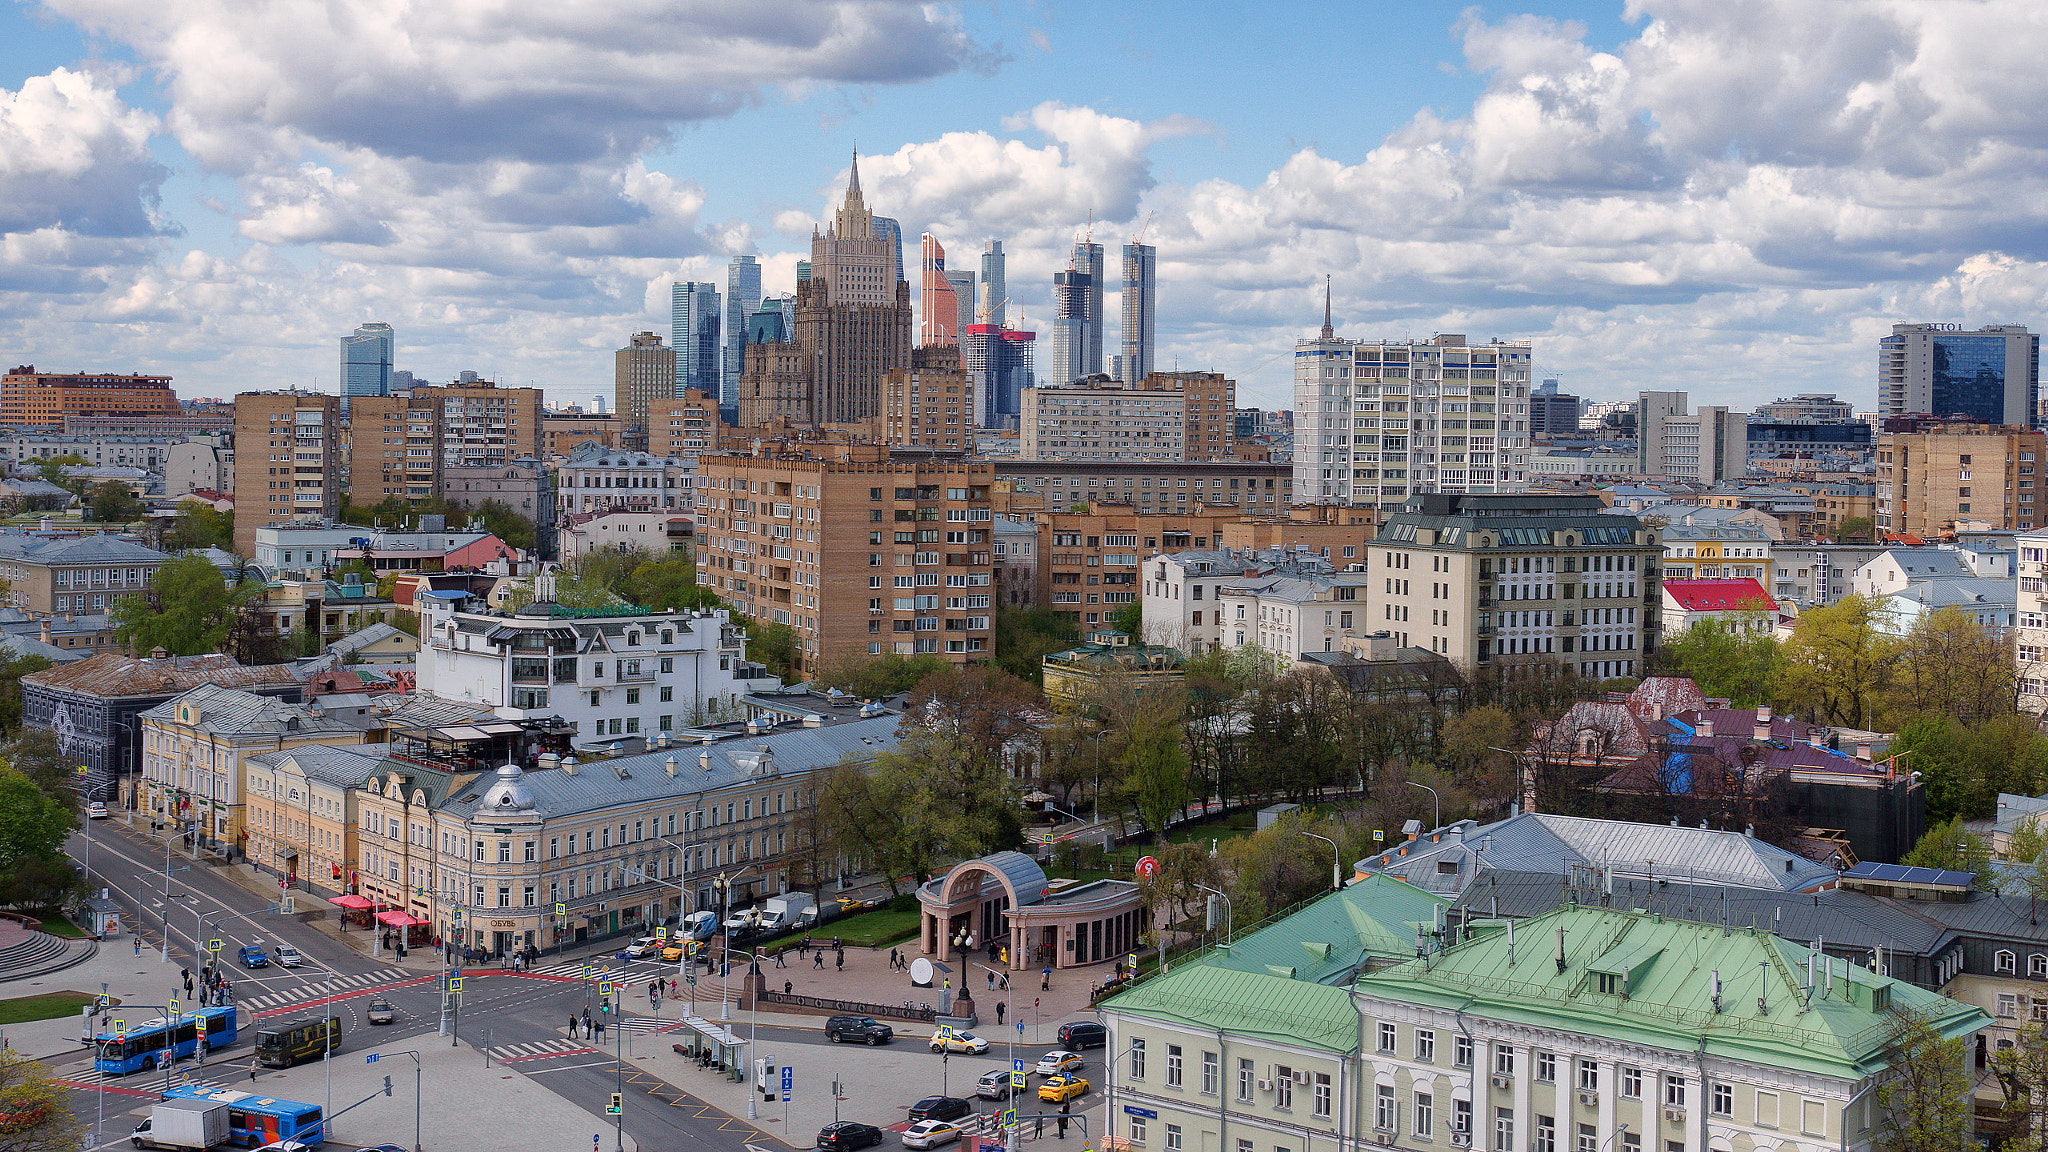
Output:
[[917, 851, 1149, 971]]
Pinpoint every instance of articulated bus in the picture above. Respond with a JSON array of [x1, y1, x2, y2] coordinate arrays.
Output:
[[92, 1006, 239, 1076], [158, 1085, 325, 1147]]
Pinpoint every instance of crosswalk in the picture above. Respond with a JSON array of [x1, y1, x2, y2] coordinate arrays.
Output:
[[488, 1037, 597, 1062], [238, 968, 412, 1011], [59, 1064, 230, 1089], [530, 958, 679, 979]]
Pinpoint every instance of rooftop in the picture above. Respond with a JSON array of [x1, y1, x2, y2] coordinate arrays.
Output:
[[23, 650, 296, 699]]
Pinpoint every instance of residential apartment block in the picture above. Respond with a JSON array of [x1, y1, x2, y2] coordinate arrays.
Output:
[[614, 332, 678, 436], [1638, 391, 1749, 484], [1875, 423, 2045, 535], [882, 346, 974, 452], [0, 533, 170, 616], [2018, 531, 2048, 711], [1657, 524, 1772, 582], [993, 460, 1293, 515], [645, 391, 721, 460], [1019, 371, 1235, 462], [1372, 494, 1661, 676], [233, 391, 342, 556], [694, 443, 996, 675], [1293, 312, 1534, 504], [543, 412, 623, 456], [347, 391, 440, 503], [0, 367, 182, 428], [1009, 505, 1244, 629], [1217, 565, 1373, 657], [244, 743, 388, 899], [1140, 551, 1264, 652]]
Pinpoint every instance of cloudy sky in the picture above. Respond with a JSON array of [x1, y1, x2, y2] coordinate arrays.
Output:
[[2, 0, 2045, 411]]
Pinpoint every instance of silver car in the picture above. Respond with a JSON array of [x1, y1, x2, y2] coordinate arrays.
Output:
[[271, 945, 303, 968]]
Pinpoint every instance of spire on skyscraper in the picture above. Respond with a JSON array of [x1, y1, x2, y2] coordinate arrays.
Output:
[[847, 150, 862, 201], [1320, 275, 1333, 340]]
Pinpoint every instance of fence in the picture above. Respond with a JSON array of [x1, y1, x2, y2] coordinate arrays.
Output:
[[756, 990, 939, 1024]]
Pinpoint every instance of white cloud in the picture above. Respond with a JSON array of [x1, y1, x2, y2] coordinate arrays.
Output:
[[0, 66, 164, 242]]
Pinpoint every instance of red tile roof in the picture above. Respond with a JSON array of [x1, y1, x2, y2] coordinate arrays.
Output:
[[1661, 578, 1778, 613]]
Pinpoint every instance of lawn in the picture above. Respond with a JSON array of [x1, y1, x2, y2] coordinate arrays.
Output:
[[754, 906, 921, 952], [31, 914, 87, 939], [0, 991, 97, 1025]]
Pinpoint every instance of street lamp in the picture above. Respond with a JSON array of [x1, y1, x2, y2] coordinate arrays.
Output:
[[711, 864, 757, 1021], [727, 949, 765, 1120], [1102, 1038, 1145, 1152], [1407, 781, 1441, 831], [1300, 831, 1342, 892]]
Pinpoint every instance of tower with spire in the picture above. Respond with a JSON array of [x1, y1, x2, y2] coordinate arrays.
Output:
[[771, 151, 912, 425], [1293, 275, 1361, 505]]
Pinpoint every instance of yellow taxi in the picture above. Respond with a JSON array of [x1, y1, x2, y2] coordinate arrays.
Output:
[[1037, 1075, 1089, 1104]]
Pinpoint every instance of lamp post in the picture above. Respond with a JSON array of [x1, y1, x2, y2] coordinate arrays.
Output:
[[1300, 831, 1341, 892], [1407, 781, 1441, 831], [712, 865, 757, 1022], [728, 949, 765, 1120], [1102, 1039, 1144, 1152]]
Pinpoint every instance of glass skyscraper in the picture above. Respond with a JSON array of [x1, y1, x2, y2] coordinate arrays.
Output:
[[872, 217, 906, 286], [724, 256, 762, 384], [980, 240, 1007, 328], [1880, 323, 2040, 427], [670, 281, 722, 402], [1119, 242, 1156, 382], [340, 322, 394, 398]]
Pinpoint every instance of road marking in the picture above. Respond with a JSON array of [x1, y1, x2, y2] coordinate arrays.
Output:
[[251, 974, 436, 1018], [519, 1059, 620, 1074]]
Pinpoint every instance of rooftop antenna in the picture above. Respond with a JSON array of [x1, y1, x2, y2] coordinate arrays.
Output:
[[1554, 925, 1567, 974], [1506, 919, 1515, 966], [1710, 969, 1723, 1014], [1758, 959, 1771, 1015]]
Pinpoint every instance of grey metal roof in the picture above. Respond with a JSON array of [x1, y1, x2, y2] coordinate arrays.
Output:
[[326, 621, 412, 656], [436, 715, 901, 819], [1358, 813, 1840, 895], [0, 533, 169, 565], [248, 742, 389, 787], [138, 682, 359, 739]]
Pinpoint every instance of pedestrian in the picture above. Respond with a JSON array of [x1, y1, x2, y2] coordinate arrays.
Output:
[[1042, 967, 1051, 991], [568, 1014, 577, 1037], [133, 937, 141, 957], [813, 951, 823, 969], [582, 1010, 591, 1039], [248, 1061, 257, 1082], [1034, 1116, 1044, 1137], [986, 970, 995, 991], [784, 980, 792, 996], [594, 1018, 605, 1043], [996, 1001, 1006, 1026], [832, 936, 841, 950], [889, 947, 898, 970], [775, 948, 786, 969], [999, 972, 1010, 991], [835, 952, 843, 973]]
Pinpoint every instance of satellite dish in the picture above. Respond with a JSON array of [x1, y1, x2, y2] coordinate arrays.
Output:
[[909, 957, 935, 988]]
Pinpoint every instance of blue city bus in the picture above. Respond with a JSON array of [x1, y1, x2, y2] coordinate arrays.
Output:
[[160, 1085, 326, 1147], [92, 1006, 239, 1076]]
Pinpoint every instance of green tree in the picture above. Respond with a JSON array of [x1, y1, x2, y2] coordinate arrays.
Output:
[[1221, 811, 1338, 923], [164, 500, 234, 552], [472, 499, 535, 552], [0, 1046, 80, 1152], [1988, 1019, 2048, 1152], [1100, 675, 1189, 845], [1835, 516, 1875, 542], [111, 555, 249, 656], [811, 649, 950, 699], [1779, 594, 1894, 727], [814, 756, 936, 896], [1439, 705, 1516, 790], [0, 770, 72, 873], [1892, 606, 2015, 723], [1662, 617, 1781, 707], [1108, 601, 1141, 636], [628, 552, 718, 611], [85, 481, 143, 524], [0, 654, 51, 734], [1876, 1011, 1974, 1152], [992, 606, 1077, 684], [35, 455, 88, 496], [745, 621, 796, 679], [1901, 815, 1994, 888], [0, 730, 81, 817]]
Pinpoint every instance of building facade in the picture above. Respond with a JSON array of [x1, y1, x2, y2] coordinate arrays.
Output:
[[1880, 322, 2039, 427], [645, 392, 721, 461], [883, 347, 974, 451], [1119, 241, 1156, 383], [1020, 372, 1236, 462], [0, 533, 169, 616], [1638, 391, 1750, 484], [554, 441, 694, 517], [994, 460, 1294, 516], [1217, 567, 1373, 658], [724, 256, 762, 387], [1, 367, 182, 428], [233, 391, 342, 556], [543, 412, 623, 456], [671, 282, 722, 403], [1141, 551, 1264, 652], [1876, 423, 2046, 536], [340, 322, 395, 399], [694, 444, 995, 675], [919, 233, 961, 346]]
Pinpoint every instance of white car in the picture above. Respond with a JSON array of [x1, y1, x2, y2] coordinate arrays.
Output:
[[86, 802, 108, 819], [928, 1030, 990, 1055], [1033, 1050, 1083, 1077], [270, 945, 302, 968], [623, 937, 662, 959], [900, 1120, 965, 1150]]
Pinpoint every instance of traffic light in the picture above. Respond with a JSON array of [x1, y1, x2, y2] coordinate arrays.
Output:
[[382, 1076, 392, 1098], [599, 996, 610, 1014], [607, 1093, 622, 1115], [685, 973, 696, 986]]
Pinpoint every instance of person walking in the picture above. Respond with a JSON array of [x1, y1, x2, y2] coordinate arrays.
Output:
[[581, 1010, 592, 1040], [995, 1001, 1006, 1026], [986, 970, 995, 991], [835, 951, 843, 973], [182, 969, 194, 999], [568, 1013, 577, 1038], [133, 936, 141, 957], [999, 971, 1010, 991], [813, 951, 824, 970], [1042, 967, 1051, 991], [774, 947, 787, 969]]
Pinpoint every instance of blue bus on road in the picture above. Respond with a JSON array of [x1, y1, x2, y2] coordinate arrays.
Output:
[[92, 1006, 238, 1076], [159, 1085, 326, 1147]]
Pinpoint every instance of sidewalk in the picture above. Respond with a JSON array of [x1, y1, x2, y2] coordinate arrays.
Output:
[[729, 941, 1101, 1037]]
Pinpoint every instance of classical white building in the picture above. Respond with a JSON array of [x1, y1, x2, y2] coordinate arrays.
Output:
[[1140, 550, 1262, 652], [415, 598, 775, 750], [1216, 568, 1372, 657], [2018, 532, 2048, 711], [555, 441, 693, 517]]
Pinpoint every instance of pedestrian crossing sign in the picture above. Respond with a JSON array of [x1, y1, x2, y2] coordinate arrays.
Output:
[[196, 1015, 207, 1034], [449, 977, 463, 992], [654, 927, 667, 941], [1010, 1072, 1026, 1090], [208, 940, 223, 953], [938, 1025, 953, 1040], [556, 902, 567, 916], [169, 998, 178, 1015], [1000, 1110, 1015, 1128], [599, 981, 614, 996]]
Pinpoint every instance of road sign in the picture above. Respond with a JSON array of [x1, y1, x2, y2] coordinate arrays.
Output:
[[1013, 1058, 1026, 1072], [1000, 1110, 1016, 1129], [365, 1053, 380, 1063], [74, 764, 87, 777], [557, 902, 567, 916], [195, 1014, 206, 1034], [111, 1019, 123, 1035], [449, 977, 464, 992], [1010, 1072, 1026, 1090], [1122, 1106, 1158, 1119], [599, 981, 614, 996], [207, 940, 223, 953], [654, 927, 667, 941], [1133, 855, 1160, 879], [1372, 829, 1385, 842], [780, 1066, 792, 1101], [168, 998, 178, 1015]]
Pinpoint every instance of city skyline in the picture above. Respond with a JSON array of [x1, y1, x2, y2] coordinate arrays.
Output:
[[2, 2, 2046, 412]]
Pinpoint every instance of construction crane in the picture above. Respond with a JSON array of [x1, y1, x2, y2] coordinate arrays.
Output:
[[1133, 210, 1154, 247], [976, 293, 1010, 325]]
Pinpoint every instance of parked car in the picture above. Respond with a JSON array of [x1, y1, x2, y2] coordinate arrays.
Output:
[[236, 944, 270, 969], [901, 1120, 965, 1150], [817, 1122, 886, 1150], [1033, 1050, 1083, 1077], [365, 1000, 395, 1025], [271, 945, 302, 968], [975, 1069, 1015, 1100], [1056, 1021, 1107, 1050], [826, 1015, 894, 1045], [681, 911, 718, 940], [906, 1097, 971, 1123], [1038, 1075, 1089, 1104], [929, 1030, 989, 1055]]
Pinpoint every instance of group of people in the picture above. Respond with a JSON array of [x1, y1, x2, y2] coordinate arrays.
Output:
[[569, 1010, 605, 1042], [181, 965, 232, 1008]]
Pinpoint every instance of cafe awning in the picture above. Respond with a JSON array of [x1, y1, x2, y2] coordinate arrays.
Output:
[[375, 910, 430, 927], [329, 895, 374, 910]]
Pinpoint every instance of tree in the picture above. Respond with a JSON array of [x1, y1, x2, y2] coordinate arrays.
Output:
[[1439, 706, 1516, 790], [1836, 516, 1875, 542], [1662, 617, 1781, 708], [1098, 675, 1189, 844], [1222, 812, 1338, 923], [0, 655, 50, 734], [1135, 841, 1224, 934], [0, 731, 81, 818], [1876, 1010, 1974, 1152], [810, 650, 950, 699], [1108, 601, 1141, 636], [898, 666, 1040, 853], [85, 481, 143, 524], [0, 771, 72, 875], [1901, 816, 1994, 888], [1892, 606, 2015, 723], [0, 1047, 79, 1152], [992, 606, 1077, 684], [1779, 594, 1894, 727], [165, 500, 234, 552], [112, 556, 248, 656], [1244, 670, 1353, 803], [814, 756, 937, 896], [35, 455, 88, 496], [1989, 1019, 2048, 1152], [745, 621, 796, 679], [471, 499, 535, 552]]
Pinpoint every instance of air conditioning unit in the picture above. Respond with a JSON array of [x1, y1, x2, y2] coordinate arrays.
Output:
[[1578, 1091, 1599, 1107], [1491, 1075, 1513, 1090], [1257, 1079, 1275, 1093], [1292, 1070, 1311, 1084], [1451, 1135, 1472, 1147], [1664, 1108, 1686, 1124]]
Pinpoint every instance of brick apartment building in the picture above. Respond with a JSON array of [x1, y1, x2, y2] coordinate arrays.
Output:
[[1876, 423, 2047, 536], [1, 367, 182, 427], [693, 442, 996, 675], [233, 391, 341, 556]]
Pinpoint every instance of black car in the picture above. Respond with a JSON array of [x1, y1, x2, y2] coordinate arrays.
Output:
[[825, 1014, 894, 1046], [1057, 1021, 1107, 1050], [908, 1097, 971, 1123], [818, 1123, 885, 1150]]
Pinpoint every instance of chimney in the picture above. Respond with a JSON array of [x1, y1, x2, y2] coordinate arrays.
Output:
[[664, 755, 678, 777], [561, 756, 578, 776], [1754, 714, 1772, 743], [1698, 716, 1714, 737], [1757, 705, 1772, 723], [803, 713, 824, 728], [699, 749, 713, 772], [745, 719, 761, 735], [37, 619, 48, 644], [1855, 741, 1872, 763]]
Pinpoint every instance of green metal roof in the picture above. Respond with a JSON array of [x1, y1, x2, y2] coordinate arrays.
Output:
[[1106, 964, 1361, 1053], [1356, 904, 1988, 1079], [1203, 875, 1446, 984]]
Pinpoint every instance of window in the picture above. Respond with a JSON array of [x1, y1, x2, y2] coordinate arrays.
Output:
[[1493, 1045, 1514, 1077], [496, 886, 510, 907], [1313, 1073, 1331, 1118], [1375, 1085, 1395, 1132], [1128, 1118, 1147, 1146], [1164, 1125, 1181, 1152], [548, 836, 559, 859], [2033, 955, 2048, 979], [1166, 1045, 1183, 1088], [1620, 1067, 1641, 1098], [1756, 1091, 1779, 1128], [1129, 1039, 1145, 1079], [1998, 950, 2017, 975], [524, 841, 537, 863], [1455, 1035, 1473, 1068], [1379, 1022, 1396, 1052], [1237, 1058, 1254, 1101], [1275, 1067, 1292, 1110], [1801, 1099, 1825, 1137], [1533, 1116, 1555, 1152], [1535, 1051, 1555, 1082], [1493, 1108, 1514, 1152], [1711, 1083, 1732, 1117], [1577, 1124, 1596, 1152], [1999, 993, 2018, 1018], [1201, 1052, 1218, 1095], [1664, 1075, 1685, 1108], [1619, 1135, 1638, 1152], [1577, 1059, 1597, 1092], [473, 839, 485, 862], [1453, 1099, 1471, 1137], [1416, 1029, 1435, 1062]]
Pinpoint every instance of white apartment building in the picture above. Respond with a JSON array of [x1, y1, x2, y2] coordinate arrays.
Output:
[[1637, 391, 1749, 484], [555, 441, 694, 517], [1292, 325, 1533, 505], [2018, 532, 2048, 711], [415, 598, 771, 748], [1140, 550, 1264, 652], [1848, 545, 2011, 599], [1019, 373, 1234, 463], [1217, 569, 1371, 657]]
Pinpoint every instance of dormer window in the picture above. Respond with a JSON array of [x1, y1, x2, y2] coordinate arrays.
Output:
[[628, 631, 641, 646]]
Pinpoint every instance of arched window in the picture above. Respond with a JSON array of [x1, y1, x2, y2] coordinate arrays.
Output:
[[1997, 950, 2017, 975]]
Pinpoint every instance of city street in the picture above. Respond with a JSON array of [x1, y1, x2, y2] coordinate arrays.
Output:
[[57, 820, 1111, 1150]]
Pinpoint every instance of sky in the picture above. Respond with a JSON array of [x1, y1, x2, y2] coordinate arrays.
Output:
[[3, 0, 2047, 412]]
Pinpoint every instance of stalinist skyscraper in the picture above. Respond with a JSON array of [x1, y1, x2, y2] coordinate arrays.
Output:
[[793, 154, 913, 423]]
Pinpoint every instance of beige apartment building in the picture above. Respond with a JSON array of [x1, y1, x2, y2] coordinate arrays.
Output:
[[882, 346, 973, 451], [614, 331, 678, 435], [233, 391, 342, 556], [1876, 423, 2046, 536], [646, 391, 721, 460], [1012, 505, 1241, 629], [1019, 371, 1236, 462], [0, 534, 170, 616], [244, 743, 385, 898], [137, 683, 368, 850], [543, 412, 623, 456], [1372, 493, 1661, 676], [994, 460, 1294, 516], [348, 392, 440, 503], [419, 379, 542, 468], [694, 443, 995, 676]]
